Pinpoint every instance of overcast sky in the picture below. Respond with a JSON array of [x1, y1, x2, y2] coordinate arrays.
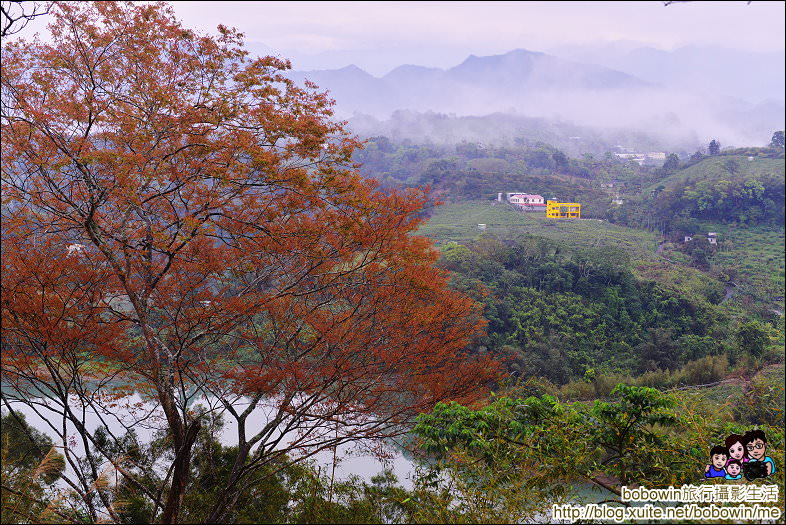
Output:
[[11, 1, 786, 76], [170, 1, 786, 75]]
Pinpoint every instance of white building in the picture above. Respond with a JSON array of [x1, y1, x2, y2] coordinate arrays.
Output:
[[614, 152, 667, 166], [614, 153, 646, 166], [508, 193, 545, 208]]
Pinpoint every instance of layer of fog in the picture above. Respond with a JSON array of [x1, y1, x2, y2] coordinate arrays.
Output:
[[341, 86, 783, 154]]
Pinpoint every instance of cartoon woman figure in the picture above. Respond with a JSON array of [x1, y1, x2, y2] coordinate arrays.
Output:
[[725, 434, 749, 467]]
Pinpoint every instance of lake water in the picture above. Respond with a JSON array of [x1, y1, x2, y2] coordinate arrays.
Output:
[[2, 392, 417, 489]]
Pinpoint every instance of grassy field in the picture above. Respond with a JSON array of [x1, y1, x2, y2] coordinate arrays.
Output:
[[418, 200, 660, 257]]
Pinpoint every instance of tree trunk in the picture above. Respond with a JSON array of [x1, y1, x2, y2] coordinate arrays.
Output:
[[160, 420, 201, 524], [204, 443, 252, 524]]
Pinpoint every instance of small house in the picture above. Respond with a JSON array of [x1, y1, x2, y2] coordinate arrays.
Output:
[[707, 232, 717, 245], [508, 193, 546, 210]]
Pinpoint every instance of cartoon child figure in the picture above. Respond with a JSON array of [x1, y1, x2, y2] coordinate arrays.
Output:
[[743, 429, 776, 477], [725, 459, 743, 481], [725, 434, 749, 467], [705, 445, 728, 478]]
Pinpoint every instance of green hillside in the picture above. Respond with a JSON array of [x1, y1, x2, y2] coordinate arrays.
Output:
[[418, 201, 726, 309], [420, 201, 786, 315], [418, 200, 659, 255], [645, 155, 785, 194], [660, 221, 785, 315], [710, 224, 785, 313], [599, 154, 786, 315], [673, 363, 785, 422]]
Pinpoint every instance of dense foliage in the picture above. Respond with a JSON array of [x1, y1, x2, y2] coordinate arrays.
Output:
[[437, 235, 735, 383], [1, 412, 66, 524], [2, 2, 783, 523], [353, 136, 785, 231]]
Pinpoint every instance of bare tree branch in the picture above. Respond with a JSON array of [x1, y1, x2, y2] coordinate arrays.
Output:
[[1, 1, 51, 38]]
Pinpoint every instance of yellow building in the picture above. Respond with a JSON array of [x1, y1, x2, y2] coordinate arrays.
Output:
[[546, 200, 581, 218]]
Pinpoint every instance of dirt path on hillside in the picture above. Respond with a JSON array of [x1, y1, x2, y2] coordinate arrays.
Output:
[[655, 240, 674, 262], [667, 363, 783, 393], [721, 282, 737, 304]]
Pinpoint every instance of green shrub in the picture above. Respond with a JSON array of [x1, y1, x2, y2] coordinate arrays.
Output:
[[559, 380, 595, 400], [675, 354, 729, 385]]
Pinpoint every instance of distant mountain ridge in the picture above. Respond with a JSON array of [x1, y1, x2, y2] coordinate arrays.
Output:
[[288, 48, 651, 116]]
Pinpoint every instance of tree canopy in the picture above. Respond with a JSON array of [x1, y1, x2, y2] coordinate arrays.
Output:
[[771, 130, 785, 149]]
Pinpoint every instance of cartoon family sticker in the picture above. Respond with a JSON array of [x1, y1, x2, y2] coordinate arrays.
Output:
[[705, 430, 777, 481]]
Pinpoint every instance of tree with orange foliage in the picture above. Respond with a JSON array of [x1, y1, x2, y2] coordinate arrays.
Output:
[[0, 2, 500, 523]]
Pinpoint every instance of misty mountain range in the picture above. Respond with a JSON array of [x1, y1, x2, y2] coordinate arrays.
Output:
[[283, 46, 785, 151], [287, 48, 652, 116]]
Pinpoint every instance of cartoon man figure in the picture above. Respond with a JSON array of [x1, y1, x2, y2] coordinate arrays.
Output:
[[705, 445, 728, 478], [743, 429, 776, 478], [725, 460, 743, 481]]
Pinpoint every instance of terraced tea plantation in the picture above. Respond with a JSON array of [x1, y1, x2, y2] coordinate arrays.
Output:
[[418, 200, 660, 257]]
